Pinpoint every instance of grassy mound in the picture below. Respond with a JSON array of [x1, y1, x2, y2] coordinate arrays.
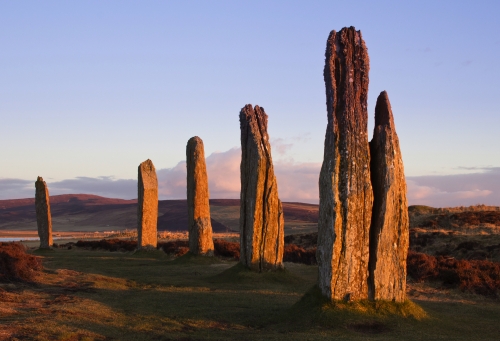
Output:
[[286, 285, 426, 334], [130, 248, 167, 258], [210, 262, 301, 286], [0, 242, 43, 282], [170, 251, 223, 265]]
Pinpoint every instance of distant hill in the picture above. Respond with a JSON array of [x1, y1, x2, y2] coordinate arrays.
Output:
[[0, 194, 318, 235], [0, 194, 136, 209]]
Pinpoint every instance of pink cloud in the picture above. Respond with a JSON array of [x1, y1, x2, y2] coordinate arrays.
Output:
[[406, 175, 497, 207], [274, 161, 320, 203], [156, 149, 499, 207], [2, 148, 499, 208], [156, 147, 321, 203], [157, 147, 242, 200]]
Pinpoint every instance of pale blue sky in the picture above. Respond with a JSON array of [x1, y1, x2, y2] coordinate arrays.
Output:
[[1, 1, 499, 205]]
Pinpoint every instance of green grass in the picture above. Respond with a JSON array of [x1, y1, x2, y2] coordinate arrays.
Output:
[[4, 248, 499, 340]]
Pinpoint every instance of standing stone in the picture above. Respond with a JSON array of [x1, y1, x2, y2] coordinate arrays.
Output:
[[186, 136, 215, 256], [35, 176, 53, 248], [239, 104, 284, 271], [368, 91, 409, 302], [138, 159, 158, 249], [317, 27, 373, 301]]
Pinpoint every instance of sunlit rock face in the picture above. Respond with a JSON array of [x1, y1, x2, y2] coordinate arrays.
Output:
[[318, 27, 373, 301], [137, 159, 158, 249], [239, 104, 284, 271], [35, 176, 53, 249], [186, 136, 215, 256], [368, 91, 409, 302]]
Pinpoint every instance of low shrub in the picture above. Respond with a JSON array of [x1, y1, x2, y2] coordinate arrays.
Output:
[[451, 211, 500, 226], [213, 239, 240, 259], [0, 242, 43, 282], [210, 240, 318, 264], [409, 229, 444, 249], [407, 251, 500, 297], [284, 244, 317, 265], [406, 251, 439, 281], [284, 233, 318, 249], [157, 241, 189, 256], [75, 239, 137, 252]]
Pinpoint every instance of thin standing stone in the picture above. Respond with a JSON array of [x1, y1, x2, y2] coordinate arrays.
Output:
[[239, 104, 284, 271], [368, 91, 409, 302], [35, 176, 53, 248], [138, 159, 158, 249], [186, 136, 215, 256], [318, 27, 373, 301]]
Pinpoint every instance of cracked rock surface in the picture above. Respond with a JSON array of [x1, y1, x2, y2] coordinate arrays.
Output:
[[368, 91, 409, 302], [138, 159, 158, 249], [186, 136, 215, 256], [239, 104, 284, 271], [35, 176, 53, 249], [318, 27, 373, 300]]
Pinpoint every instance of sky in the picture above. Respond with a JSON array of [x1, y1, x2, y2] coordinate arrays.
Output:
[[1, 1, 499, 207]]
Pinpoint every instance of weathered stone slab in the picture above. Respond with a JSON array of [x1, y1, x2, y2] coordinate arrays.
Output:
[[35, 176, 53, 248], [137, 159, 158, 249], [186, 136, 214, 256], [239, 104, 284, 271], [318, 27, 373, 301], [368, 91, 409, 302]]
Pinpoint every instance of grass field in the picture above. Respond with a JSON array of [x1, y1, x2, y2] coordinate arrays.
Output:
[[1, 248, 499, 340]]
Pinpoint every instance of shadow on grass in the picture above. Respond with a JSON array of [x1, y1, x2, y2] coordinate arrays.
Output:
[[130, 249, 167, 258], [169, 252, 223, 266], [13, 248, 500, 340], [32, 248, 56, 254]]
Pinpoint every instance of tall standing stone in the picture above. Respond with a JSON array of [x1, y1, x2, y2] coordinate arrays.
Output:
[[368, 91, 409, 302], [318, 27, 373, 301], [138, 159, 158, 249], [186, 136, 215, 256], [35, 176, 53, 248], [239, 104, 284, 271]]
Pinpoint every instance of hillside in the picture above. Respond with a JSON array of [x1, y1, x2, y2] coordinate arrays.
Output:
[[408, 205, 500, 262], [285, 204, 500, 262], [0, 194, 318, 235]]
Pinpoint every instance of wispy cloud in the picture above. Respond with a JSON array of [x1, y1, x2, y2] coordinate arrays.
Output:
[[0, 147, 320, 203], [270, 133, 312, 158], [407, 167, 500, 207], [0, 177, 137, 200], [461, 60, 473, 66], [50, 176, 136, 199], [2, 152, 500, 208], [0, 178, 33, 199], [270, 138, 294, 156]]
